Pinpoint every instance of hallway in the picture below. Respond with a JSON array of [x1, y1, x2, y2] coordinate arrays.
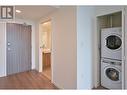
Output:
[[0, 70, 57, 89]]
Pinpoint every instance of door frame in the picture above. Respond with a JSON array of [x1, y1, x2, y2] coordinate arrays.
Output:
[[3, 19, 35, 77], [39, 18, 53, 81], [122, 8, 125, 89]]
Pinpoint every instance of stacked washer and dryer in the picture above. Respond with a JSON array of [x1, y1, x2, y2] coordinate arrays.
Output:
[[101, 27, 122, 89]]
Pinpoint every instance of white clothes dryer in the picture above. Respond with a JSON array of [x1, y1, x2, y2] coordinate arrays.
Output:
[[101, 27, 122, 60]]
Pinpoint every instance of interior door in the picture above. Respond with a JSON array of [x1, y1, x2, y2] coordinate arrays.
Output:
[[6, 23, 31, 75]]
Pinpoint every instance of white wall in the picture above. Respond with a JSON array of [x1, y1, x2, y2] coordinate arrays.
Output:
[[0, 22, 6, 77], [0, 19, 36, 77], [51, 7, 77, 89], [77, 6, 95, 89]]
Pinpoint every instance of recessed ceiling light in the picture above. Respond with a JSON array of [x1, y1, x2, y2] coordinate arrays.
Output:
[[16, 10, 21, 13]]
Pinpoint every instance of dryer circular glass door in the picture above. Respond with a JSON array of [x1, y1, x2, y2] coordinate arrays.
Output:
[[105, 67, 120, 82], [106, 35, 122, 50]]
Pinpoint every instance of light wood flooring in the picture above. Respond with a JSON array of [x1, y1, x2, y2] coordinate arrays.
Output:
[[43, 67, 51, 80], [0, 70, 57, 89]]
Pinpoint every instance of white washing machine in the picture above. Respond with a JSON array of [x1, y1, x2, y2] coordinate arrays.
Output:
[[101, 27, 122, 60], [101, 58, 122, 89]]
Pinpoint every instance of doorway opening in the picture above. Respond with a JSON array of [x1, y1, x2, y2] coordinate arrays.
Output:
[[40, 20, 52, 80]]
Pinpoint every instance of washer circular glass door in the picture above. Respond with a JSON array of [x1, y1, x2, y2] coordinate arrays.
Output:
[[105, 67, 120, 82], [106, 35, 122, 50]]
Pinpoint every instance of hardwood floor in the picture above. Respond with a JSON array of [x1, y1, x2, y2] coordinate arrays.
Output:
[[43, 67, 51, 80], [0, 70, 57, 89]]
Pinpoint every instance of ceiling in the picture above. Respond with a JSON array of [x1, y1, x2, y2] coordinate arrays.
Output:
[[15, 6, 57, 21]]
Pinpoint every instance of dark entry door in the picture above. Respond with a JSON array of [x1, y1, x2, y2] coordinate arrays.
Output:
[[6, 23, 31, 75]]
